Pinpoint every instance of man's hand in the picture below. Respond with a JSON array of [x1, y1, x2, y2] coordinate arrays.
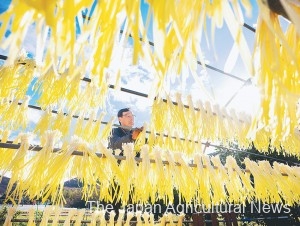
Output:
[[132, 127, 143, 140]]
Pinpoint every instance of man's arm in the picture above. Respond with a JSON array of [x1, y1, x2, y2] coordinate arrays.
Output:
[[108, 128, 133, 150]]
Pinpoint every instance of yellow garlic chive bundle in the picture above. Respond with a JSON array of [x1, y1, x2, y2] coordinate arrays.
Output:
[[168, 119, 181, 147], [151, 147, 172, 204], [93, 145, 118, 203], [73, 209, 86, 226], [202, 155, 227, 205], [0, 2, 39, 65], [134, 145, 152, 204], [273, 162, 300, 205], [177, 213, 185, 226], [225, 109, 240, 145], [250, 1, 300, 156], [153, 132, 164, 150], [173, 152, 197, 203], [248, 122, 270, 153], [203, 101, 217, 142], [164, 131, 176, 152], [68, 82, 106, 114], [186, 97, 207, 141], [147, 130, 164, 151], [143, 212, 151, 226], [67, 138, 107, 203], [236, 112, 252, 149], [34, 136, 84, 205], [0, 99, 18, 130], [52, 111, 73, 138], [51, 206, 62, 226], [161, 150, 179, 204], [225, 156, 254, 203], [124, 211, 135, 226], [167, 94, 192, 141], [150, 94, 252, 153], [116, 209, 125, 226], [0, 97, 27, 131], [150, 96, 200, 154], [166, 212, 176, 226], [150, 97, 169, 133], [152, 0, 251, 95], [142, 212, 150, 225], [3, 133, 33, 204], [243, 159, 268, 202], [281, 132, 300, 158], [74, 114, 86, 137], [35, 72, 82, 114], [0, 66, 18, 98], [86, 0, 127, 87], [212, 104, 228, 144], [34, 69, 71, 109], [81, 111, 97, 141], [173, 93, 189, 137], [158, 214, 166, 226], [222, 0, 254, 75], [225, 158, 247, 204], [13, 96, 30, 130], [90, 210, 100, 225], [89, 112, 105, 142], [186, 95, 199, 140], [0, 98, 9, 118], [99, 116, 114, 140], [0, 130, 13, 172], [63, 209, 77, 226], [193, 154, 212, 206], [172, 132, 184, 153], [163, 151, 184, 201], [33, 68, 60, 108], [98, 210, 106, 226], [97, 142, 123, 203], [210, 156, 233, 202], [34, 108, 54, 135], [218, 108, 234, 147], [27, 207, 35, 226], [3, 206, 17, 226], [0, 58, 36, 99], [195, 100, 207, 140], [258, 161, 285, 203], [135, 211, 142, 226], [108, 211, 116, 226], [14, 130, 62, 202], [22, 1, 90, 75], [149, 213, 155, 225], [279, 0, 300, 30], [229, 109, 250, 149], [124, 0, 143, 65], [262, 161, 294, 206], [244, 158, 280, 204], [117, 143, 137, 205], [74, 111, 104, 142], [64, 73, 82, 106], [40, 206, 53, 226], [13, 58, 36, 98]]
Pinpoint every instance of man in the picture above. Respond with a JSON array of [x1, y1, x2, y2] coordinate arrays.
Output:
[[108, 108, 143, 152], [107, 108, 143, 219]]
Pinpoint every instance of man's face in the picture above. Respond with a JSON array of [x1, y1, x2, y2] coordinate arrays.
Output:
[[118, 110, 135, 128]]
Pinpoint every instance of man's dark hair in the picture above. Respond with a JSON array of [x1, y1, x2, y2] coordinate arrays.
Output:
[[117, 108, 130, 117]]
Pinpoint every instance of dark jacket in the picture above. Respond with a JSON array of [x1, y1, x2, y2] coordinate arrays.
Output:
[[108, 127, 133, 150]]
